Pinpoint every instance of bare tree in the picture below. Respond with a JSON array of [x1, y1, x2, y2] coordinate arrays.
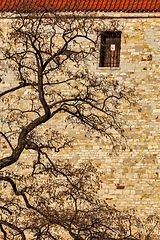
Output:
[[0, 13, 156, 240], [0, 13, 131, 169], [0, 162, 159, 239]]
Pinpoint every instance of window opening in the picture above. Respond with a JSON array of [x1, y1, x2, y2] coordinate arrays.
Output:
[[100, 31, 121, 67]]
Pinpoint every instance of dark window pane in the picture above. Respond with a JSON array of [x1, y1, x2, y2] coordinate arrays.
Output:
[[100, 31, 121, 67]]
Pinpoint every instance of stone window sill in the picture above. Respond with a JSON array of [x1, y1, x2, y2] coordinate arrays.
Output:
[[97, 67, 121, 70]]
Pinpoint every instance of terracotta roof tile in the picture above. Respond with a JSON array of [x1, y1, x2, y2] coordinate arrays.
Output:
[[110, 0, 117, 11], [114, 0, 122, 11], [104, 0, 112, 11], [147, 0, 153, 11], [122, 0, 130, 11], [0, 0, 160, 12], [89, 0, 99, 11], [70, 0, 81, 11], [95, 0, 104, 11], [77, 0, 88, 11]]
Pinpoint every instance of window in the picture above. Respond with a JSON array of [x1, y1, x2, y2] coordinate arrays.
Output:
[[100, 31, 121, 68]]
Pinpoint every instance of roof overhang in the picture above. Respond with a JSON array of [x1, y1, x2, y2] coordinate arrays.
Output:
[[1, 11, 160, 19]]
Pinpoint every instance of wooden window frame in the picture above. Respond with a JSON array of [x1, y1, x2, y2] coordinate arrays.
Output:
[[100, 31, 121, 68]]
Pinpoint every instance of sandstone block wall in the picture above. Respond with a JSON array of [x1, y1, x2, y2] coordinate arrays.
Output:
[[0, 14, 160, 217]]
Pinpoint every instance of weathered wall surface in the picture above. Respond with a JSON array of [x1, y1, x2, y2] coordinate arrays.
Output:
[[0, 14, 160, 217], [91, 16, 160, 216]]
